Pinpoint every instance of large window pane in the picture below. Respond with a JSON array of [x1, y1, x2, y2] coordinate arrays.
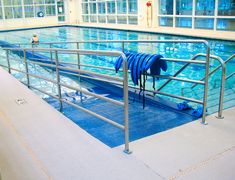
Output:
[[176, 17, 192, 28], [13, 6, 23, 18], [0, 9, 3, 19], [82, 15, 89, 22], [24, 0, 33, 5], [117, 0, 126, 14], [107, 15, 116, 23], [4, 7, 13, 19], [90, 15, 97, 22], [82, 3, 88, 14], [98, 2, 105, 14], [217, 18, 235, 31], [98, 15, 106, 23], [195, 18, 214, 29], [45, 0, 55, 4], [46, 5, 56, 16], [117, 16, 127, 24], [107, 1, 115, 14], [3, 0, 11, 6], [35, 5, 45, 17], [195, 0, 215, 16], [12, 0, 22, 6], [34, 0, 44, 4], [24, 6, 35, 17], [159, 17, 173, 26], [128, 16, 138, 24], [218, 0, 235, 16], [128, 0, 137, 14], [89, 2, 96, 14], [176, 0, 192, 15], [159, 0, 173, 15]]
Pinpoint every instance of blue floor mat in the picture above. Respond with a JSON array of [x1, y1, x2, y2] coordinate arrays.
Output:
[[44, 86, 196, 148]]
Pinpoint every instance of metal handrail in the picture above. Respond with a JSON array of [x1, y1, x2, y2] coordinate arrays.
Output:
[[225, 54, 235, 81], [2, 47, 130, 153], [5, 39, 211, 124]]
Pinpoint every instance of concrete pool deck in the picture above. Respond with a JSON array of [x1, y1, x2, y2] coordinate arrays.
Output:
[[0, 66, 235, 180]]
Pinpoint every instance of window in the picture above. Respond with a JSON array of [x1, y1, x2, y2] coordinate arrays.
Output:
[[24, 5, 35, 17], [128, 0, 137, 14], [89, 2, 96, 14], [46, 5, 56, 16], [218, 0, 235, 16], [117, 0, 127, 14], [195, 0, 215, 16], [107, 1, 115, 14], [217, 18, 235, 31], [176, 17, 192, 28], [176, 0, 192, 15], [159, 0, 173, 15], [159, 17, 173, 26], [82, 3, 88, 14], [195, 18, 214, 29], [98, 2, 106, 14]]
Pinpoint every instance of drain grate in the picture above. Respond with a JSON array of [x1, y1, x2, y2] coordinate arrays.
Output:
[[15, 98, 27, 105]]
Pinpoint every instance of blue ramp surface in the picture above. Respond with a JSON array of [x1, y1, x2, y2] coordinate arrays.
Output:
[[45, 86, 196, 148]]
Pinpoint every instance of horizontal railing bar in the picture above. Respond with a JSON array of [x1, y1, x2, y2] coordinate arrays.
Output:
[[17, 39, 209, 45], [146, 73, 205, 84], [2, 48, 124, 57], [28, 84, 59, 100], [59, 82, 124, 106], [57, 65, 123, 82], [225, 54, 235, 64], [61, 99, 125, 130], [226, 72, 235, 80], [161, 58, 206, 64]]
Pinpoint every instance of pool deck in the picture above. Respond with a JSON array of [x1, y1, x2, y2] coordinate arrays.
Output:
[[0, 66, 235, 180]]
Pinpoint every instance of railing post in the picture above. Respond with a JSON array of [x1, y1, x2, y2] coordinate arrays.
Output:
[[55, 50, 63, 111], [23, 50, 30, 88], [122, 54, 131, 154], [202, 44, 210, 125], [6, 50, 11, 74], [76, 42, 83, 102], [49, 43, 53, 62], [217, 63, 226, 119]]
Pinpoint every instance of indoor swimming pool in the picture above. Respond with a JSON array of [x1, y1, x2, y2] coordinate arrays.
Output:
[[0, 26, 235, 147]]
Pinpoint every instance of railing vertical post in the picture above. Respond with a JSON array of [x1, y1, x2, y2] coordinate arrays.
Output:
[[202, 43, 210, 124], [76, 42, 83, 102], [23, 50, 30, 88], [6, 50, 11, 74], [122, 54, 130, 154], [49, 43, 53, 62], [217, 64, 226, 119], [55, 50, 63, 111]]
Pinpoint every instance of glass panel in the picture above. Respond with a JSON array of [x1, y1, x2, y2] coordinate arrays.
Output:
[[46, 5, 56, 16], [218, 0, 235, 16], [34, 0, 44, 4], [89, 2, 96, 14], [58, 16, 65, 21], [45, 0, 55, 4], [159, 0, 173, 15], [117, 16, 127, 24], [176, 0, 192, 15], [195, 18, 214, 29], [3, 0, 11, 6], [128, 0, 137, 14], [195, 0, 215, 16], [98, 2, 105, 14], [24, 0, 33, 5], [159, 17, 173, 26], [107, 15, 116, 23], [176, 17, 192, 28], [24, 6, 35, 17], [12, 0, 22, 6], [4, 7, 13, 19], [82, 3, 88, 14], [82, 15, 89, 22], [0, 9, 3, 19], [217, 18, 235, 31], [117, 0, 126, 14], [13, 6, 23, 18], [98, 15, 106, 23], [128, 16, 138, 24], [107, 1, 115, 14], [90, 15, 97, 22]]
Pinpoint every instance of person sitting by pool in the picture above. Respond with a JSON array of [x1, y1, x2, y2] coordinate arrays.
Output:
[[31, 34, 39, 44]]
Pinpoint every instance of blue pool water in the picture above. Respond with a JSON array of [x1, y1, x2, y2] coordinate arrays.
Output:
[[0, 26, 235, 147]]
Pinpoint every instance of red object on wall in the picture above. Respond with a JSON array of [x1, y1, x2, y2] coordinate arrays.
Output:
[[146, 1, 152, 7]]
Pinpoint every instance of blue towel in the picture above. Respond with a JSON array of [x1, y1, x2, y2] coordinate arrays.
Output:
[[192, 106, 204, 118], [177, 101, 191, 110]]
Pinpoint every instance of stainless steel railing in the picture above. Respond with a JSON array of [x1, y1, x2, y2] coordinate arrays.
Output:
[[1, 47, 131, 153], [3, 39, 212, 124]]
